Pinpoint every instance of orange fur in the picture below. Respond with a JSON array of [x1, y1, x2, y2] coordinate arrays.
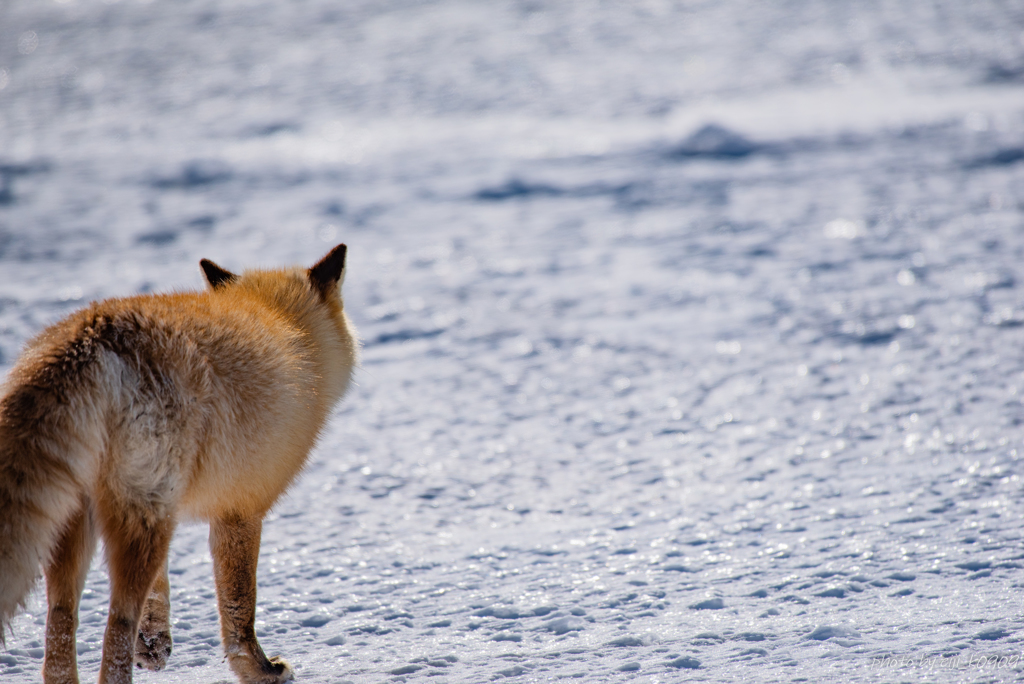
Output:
[[0, 245, 358, 684]]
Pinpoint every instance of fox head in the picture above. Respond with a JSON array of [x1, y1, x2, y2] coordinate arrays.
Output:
[[200, 244, 347, 302], [198, 244, 358, 401]]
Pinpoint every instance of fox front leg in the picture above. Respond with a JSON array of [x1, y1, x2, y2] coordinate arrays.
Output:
[[210, 514, 293, 684], [134, 562, 172, 671]]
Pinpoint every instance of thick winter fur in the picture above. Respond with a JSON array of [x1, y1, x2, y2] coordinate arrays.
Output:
[[0, 245, 358, 684]]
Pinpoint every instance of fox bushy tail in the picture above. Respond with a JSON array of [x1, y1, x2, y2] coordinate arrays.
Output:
[[0, 375, 99, 645]]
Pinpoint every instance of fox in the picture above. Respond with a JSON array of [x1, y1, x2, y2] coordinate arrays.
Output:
[[0, 244, 359, 684]]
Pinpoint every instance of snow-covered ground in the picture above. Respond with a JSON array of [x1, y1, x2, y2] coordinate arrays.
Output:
[[3, 1, 1024, 681]]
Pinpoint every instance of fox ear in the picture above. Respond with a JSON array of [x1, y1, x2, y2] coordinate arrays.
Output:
[[309, 243, 347, 298], [200, 259, 238, 289]]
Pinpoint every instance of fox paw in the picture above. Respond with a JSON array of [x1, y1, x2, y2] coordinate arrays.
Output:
[[265, 656, 295, 683], [229, 652, 295, 684], [134, 617, 172, 671]]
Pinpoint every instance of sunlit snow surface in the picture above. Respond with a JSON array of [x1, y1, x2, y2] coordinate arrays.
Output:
[[3, 1, 1024, 682]]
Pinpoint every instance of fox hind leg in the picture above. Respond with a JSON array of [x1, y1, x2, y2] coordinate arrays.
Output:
[[210, 514, 293, 684], [133, 562, 172, 671], [43, 498, 97, 684], [96, 508, 175, 684]]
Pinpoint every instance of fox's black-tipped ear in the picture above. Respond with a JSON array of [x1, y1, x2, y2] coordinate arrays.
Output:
[[200, 259, 238, 289], [309, 243, 347, 298]]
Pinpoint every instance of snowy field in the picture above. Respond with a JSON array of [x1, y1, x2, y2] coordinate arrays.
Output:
[[3, 1, 1024, 682]]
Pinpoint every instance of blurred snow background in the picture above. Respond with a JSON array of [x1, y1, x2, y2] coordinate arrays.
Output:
[[2, 0, 1024, 681]]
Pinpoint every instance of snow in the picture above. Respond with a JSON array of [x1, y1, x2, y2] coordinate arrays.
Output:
[[2, 0, 1024, 681]]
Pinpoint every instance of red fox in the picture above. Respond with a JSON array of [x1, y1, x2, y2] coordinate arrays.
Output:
[[0, 245, 359, 684]]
